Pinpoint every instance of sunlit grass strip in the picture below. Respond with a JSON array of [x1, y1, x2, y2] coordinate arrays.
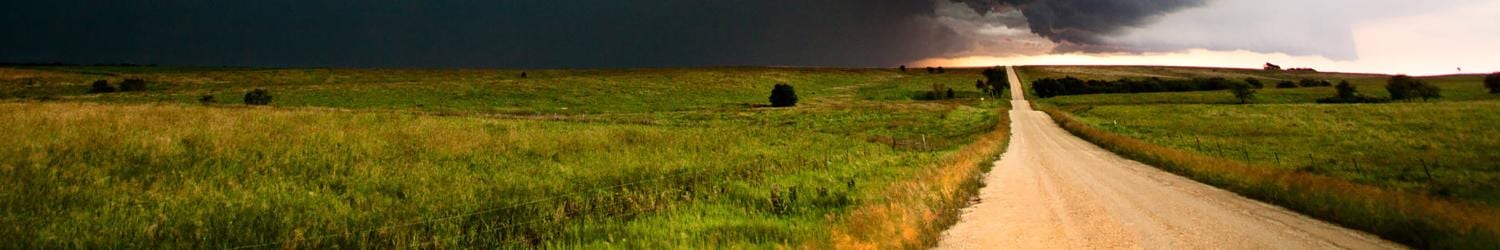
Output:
[[824, 109, 1010, 249], [1039, 107, 1500, 249]]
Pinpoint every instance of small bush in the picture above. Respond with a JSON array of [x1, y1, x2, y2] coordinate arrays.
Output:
[[244, 89, 272, 105], [1276, 81, 1298, 88], [118, 78, 147, 92], [1484, 72, 1500, 94], [768, 83, 797, 107], [1244, 78, 1263, 89], [87, 80, 116, 93]]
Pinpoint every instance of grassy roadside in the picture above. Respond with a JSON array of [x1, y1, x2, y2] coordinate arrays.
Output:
[[827, 102, 1010, 249], [1038, 107, 1500, 248]]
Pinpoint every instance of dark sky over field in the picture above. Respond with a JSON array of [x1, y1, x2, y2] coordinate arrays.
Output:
[[1, 0, 1201, 68], [2, 0, 1495, 73]]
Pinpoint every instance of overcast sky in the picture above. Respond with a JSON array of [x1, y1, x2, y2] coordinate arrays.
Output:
[[2, 0, 1495, 75]]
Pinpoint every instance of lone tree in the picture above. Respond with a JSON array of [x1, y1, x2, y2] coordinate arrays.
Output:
[[1230, 82, 1256, 104], [1335, 80, 1357, 99], [87, 80, 116, 93], [244, 88, 273, 105], [980, 67, 1009, 97], [899, 65, 907, 72], [1486, 72, 1500, 94], [769, 83, 798, 107]]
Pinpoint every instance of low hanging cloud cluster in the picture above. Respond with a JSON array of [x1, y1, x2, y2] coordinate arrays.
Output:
[[935, 0, 1209, 56]]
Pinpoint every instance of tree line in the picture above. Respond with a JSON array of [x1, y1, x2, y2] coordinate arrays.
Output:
[[1032, 76, 1262, 98]]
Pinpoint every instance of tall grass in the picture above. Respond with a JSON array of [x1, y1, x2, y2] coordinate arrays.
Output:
[[825, 100, 1012, 249], [1040, 107, 1500, 248], [0, 64, 1008, 247]]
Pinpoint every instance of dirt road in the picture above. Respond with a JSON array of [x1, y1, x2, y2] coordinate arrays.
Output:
[[936, 66, 1401, 249]]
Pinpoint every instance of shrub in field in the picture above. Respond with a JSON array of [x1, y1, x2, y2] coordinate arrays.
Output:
[[1298, 79, 1330, 87], [1244, 78, 1263, 89], [1386, 75, 1431, 101], [520, 72, 527, 78], [1230, 82, 1256, 104], [1276, 81, 1298, 88], [87, 80, 116, 93], [244, 89, 272, 105], [1414, 83, 1441, 101], [769, 83, 797, 107], [1485, 72, 1500, 94], [1317, 81, 1387, 103], [899, 65, 907, 72], [118, 78, 147, 92]]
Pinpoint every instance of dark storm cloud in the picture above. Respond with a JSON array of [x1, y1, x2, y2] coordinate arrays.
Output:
[[954, 0, 1207, 51], [0, 0, 963, 68], [0, 0, 1212, 68]]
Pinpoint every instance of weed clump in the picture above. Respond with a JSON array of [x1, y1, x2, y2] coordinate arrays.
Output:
[[769, 83, 797, 107], [244, 89, 272, 105]]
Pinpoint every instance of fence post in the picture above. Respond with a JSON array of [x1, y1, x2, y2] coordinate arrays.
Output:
[[1273, 152, 1281, 166]]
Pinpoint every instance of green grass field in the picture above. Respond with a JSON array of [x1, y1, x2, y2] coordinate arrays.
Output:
[[1021, 65, 1500, 248], [0, 67, 1009, 248]]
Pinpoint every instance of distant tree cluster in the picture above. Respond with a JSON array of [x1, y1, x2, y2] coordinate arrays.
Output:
[[1316, 81, 1386, 103], [1485, 72, 1500, 94], [1264, 63, 1282, 71], [1263, 62, 1315, 72], [1386, 75, 1441, 101], [925, 66, 946, 74], [1031, 76, 1257, 98], [769, 83, 798, 107], [86, 78, 148, 93]]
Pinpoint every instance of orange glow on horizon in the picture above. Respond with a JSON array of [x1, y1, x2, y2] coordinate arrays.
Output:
[[910, 49, 1480, 76]]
